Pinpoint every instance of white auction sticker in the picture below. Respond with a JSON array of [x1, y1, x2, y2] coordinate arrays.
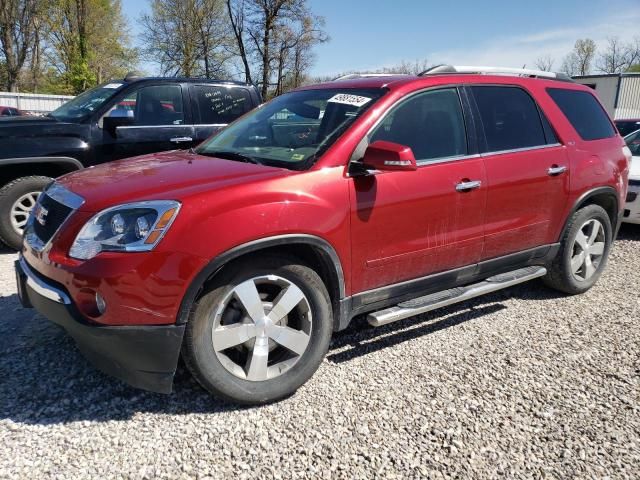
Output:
[[327, 93, 371, 107], [102, 83, 123, 89]]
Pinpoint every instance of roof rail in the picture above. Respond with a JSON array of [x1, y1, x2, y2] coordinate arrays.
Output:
[[418, 65, 574, 82], [332, 73, 410, 81]]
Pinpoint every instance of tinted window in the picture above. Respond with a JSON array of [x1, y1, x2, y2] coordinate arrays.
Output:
[[105, 85, 184, 126], [625, 130, 640, 156], [616, 120, 640, 137], [472, 86, 546, 152], [547, 88, 616, 141], [370, 88, 467, 161], [192, 86, 252, 124]]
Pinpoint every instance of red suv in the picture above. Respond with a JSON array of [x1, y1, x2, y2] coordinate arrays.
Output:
[[15, 66, 631, 404]]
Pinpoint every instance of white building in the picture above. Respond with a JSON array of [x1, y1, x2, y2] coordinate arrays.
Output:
[[0, 91, 74, 114], [573, 73, 640, 120]]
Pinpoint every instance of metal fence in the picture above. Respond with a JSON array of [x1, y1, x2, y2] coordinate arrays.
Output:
[[0, 91, 74, 114]]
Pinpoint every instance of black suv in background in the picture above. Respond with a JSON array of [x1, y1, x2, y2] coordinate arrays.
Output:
[[0, 74, 261, 249]]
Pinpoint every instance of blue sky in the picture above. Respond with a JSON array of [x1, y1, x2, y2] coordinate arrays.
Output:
[[122, 0, 640, 77]]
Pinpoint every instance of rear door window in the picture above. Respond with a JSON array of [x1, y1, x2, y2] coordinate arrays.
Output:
[[547, 88, 616, 141], [471, 86, 547, 152], [191, 85, 253, 124], [369, 88, 468, 161]]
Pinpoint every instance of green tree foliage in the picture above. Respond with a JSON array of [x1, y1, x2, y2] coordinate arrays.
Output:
[[45, 0, 139, 94]]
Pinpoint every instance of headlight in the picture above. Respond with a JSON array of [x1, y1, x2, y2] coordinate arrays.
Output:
[[69, 201, 181, 260]]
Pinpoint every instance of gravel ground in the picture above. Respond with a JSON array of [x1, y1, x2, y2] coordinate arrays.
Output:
[[1, 227, 639, 479]]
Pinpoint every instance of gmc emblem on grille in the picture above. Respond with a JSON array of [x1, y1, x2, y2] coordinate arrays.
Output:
[[34, 204, 49, 226]]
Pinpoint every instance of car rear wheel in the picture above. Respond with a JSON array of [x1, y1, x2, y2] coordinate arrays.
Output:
[[543, 204, 613, 294], [0, 176, 52, 250], [182, 256, 333, 404]]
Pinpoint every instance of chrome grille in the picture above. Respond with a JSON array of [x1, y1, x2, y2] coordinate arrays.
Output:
[[24, 183, 84, 251], [33, 194, 73, 243]]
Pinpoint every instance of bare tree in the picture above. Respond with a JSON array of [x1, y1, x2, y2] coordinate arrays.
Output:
[[535, 55, 554, 72], [561, 39, 595, 76], [226, 0, 253, 84], [0, 0, 41, 91], [246, 0, 325, 99], [596, 37, 630, 73], [140, 0, 230, 78]]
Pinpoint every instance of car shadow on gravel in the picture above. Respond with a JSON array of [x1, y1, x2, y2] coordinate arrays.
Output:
[[616, 224, 640, 241], [0, 277, 588, 426], [0, 294, 249, 426], [327, 280, 568, 364]]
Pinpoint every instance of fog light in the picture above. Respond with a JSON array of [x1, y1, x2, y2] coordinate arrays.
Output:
[[96, 292, 107, 315]]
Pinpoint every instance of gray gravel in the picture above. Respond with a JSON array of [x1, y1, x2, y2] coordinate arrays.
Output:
[[1, 227, 639, 479]]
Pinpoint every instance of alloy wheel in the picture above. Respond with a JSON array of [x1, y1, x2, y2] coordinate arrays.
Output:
[[211, 275, 312, 381], [570, 218, 606, 281], [10, 192, 39, 236]]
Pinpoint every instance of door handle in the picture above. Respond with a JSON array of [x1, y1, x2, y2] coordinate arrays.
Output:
[[548, 165, 567, 176], [170, 136, 193, 143], [455, 180, 482, 192]]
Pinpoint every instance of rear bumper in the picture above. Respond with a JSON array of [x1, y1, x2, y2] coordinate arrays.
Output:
[[15, 256, 184, 394]]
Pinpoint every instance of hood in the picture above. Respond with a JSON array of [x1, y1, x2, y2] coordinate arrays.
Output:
[[57, 150, 291, 211], [631, 155, 640, 180], [0, 115, 81, 138]]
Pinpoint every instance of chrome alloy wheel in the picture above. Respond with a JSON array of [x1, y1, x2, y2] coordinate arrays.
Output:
[[10, 191, 39, 236], [211, 275, 312, 381], [571, 218, 606, 281]]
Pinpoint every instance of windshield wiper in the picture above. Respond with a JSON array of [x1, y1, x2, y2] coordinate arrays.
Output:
[[199, 150, 262, 165]]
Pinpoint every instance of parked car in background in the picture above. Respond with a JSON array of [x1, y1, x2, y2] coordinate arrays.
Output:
[[16, 66, 630, 404], [623, 129, 640, 224], [0, 106, 25, 117], [0, 73, 261, 250], [615, 119, 640, 137]]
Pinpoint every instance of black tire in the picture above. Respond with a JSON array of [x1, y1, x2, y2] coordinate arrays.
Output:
[[182, 255, 333, 404], [543, 204, 613, 295], [0, 176, 52, 250]]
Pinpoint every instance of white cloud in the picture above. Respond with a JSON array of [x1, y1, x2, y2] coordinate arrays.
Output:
[[428, 11, 640, 72]]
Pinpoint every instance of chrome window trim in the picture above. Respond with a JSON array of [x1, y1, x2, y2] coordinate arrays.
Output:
[[416, 153, 481, 167], [194, 123, 228, 128], [19, 256, 71, 304], [117, 124, 191, 130], [480, 142, 562, 157]]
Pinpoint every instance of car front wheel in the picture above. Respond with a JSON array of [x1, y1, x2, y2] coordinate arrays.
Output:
[[0, 176, 52, 250], [182, 255, 333, 404]]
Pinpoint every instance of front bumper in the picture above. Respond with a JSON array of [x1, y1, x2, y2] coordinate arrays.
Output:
[[623, 182, 640, 224], [15, 256, 185, 394]]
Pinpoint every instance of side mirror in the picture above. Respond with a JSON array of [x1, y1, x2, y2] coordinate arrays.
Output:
[[362, 140, 417, 172], [103, 115, 134, 136]]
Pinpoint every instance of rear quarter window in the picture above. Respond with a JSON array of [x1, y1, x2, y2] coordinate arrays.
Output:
[[191, 85, 253, 124], [547, 88, 616, 141]]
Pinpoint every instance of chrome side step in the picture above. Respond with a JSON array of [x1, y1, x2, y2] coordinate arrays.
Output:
[[367, 266, 547, 327]]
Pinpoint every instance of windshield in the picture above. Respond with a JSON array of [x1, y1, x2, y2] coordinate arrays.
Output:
[[195, 88, 386, 169], [626, 129, 640, 156], [49, 82, 125, 121]]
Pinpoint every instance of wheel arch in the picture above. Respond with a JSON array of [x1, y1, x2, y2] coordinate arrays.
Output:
[[0, 157, 83, 184], [560, 186, 620, 241], [177, 234, 346, 330]]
